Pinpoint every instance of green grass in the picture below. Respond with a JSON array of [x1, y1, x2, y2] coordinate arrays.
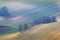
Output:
[[0, 30, 19, 36]]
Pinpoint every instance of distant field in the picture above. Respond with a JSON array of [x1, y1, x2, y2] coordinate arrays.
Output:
[[0, 32, 20, 40], [0, 29, 19, 36], [0, 31, 18, 36]]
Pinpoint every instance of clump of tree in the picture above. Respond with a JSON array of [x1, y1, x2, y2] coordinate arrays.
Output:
[[19, 23, 31, 32], [33, 16, 56, 25], [19, 16, 56, 32]]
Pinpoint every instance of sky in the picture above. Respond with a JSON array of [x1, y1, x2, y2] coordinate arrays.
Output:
[[0, 0, 60, 25], [0, 0, 60, 2]]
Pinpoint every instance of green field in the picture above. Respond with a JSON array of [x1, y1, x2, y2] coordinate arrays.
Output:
[[0, 32, 20, 40]]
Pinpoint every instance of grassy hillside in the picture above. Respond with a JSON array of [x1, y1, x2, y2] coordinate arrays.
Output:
[[0, 32, 20, 40], [16, 22, 60, 40], [0, 25, 19, 36]]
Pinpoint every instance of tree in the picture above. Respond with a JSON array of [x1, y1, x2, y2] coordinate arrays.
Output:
[[0, 6, 10, 18], [24, 23, 29, 31]]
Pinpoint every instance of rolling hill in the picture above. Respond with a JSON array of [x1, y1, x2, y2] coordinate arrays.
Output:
[[16, 22, 60, 40], [0, 32, 20, 40], [0, 25, 18, 36]]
